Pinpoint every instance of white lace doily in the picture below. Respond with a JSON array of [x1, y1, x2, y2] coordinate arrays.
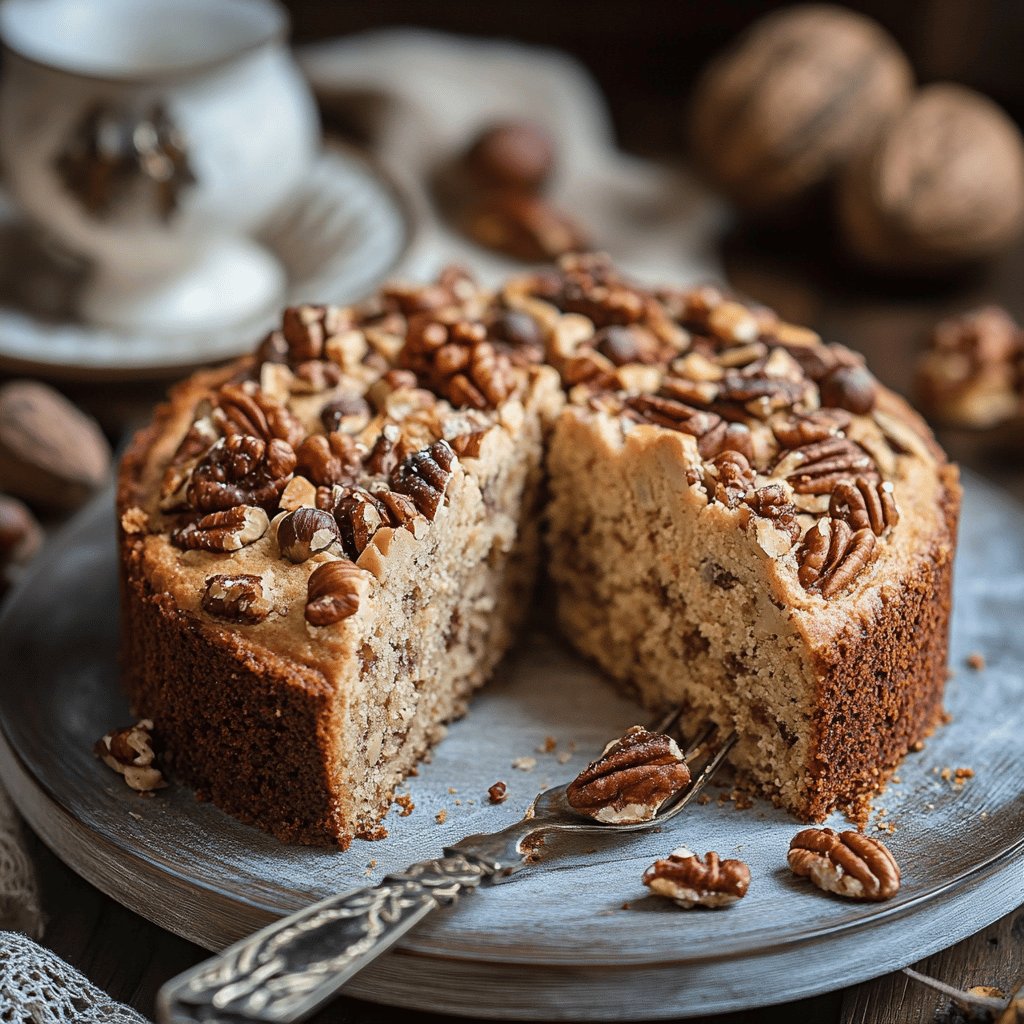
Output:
[[0, 787, 42, 941]]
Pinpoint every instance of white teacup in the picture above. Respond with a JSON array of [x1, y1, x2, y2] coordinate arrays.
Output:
[[0, 0, 319, 333]]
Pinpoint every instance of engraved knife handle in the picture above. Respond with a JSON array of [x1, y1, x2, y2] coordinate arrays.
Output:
[[156, 852, 495, 1024]]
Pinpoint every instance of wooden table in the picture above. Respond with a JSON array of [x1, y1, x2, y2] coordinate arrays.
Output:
[[11, 217, 1024, 1024]]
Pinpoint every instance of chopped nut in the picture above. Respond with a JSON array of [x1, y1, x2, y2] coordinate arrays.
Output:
[[742, 484, 801, 546], [276, 506, 340, 562], [966, 652, 986, 671], [829, 478, 899, 535], [708, 300, 760, 344], [488, 781, 508, 804], [797, 517, 877, 597], [512, 756, 536, 772], [705, 450, 755, 508], [643, 848, 751, 908], [201, 573, 271, 623], [281, 304, 350, 363], [390, 440, 457, 520], [320, 393, 372, 435], [188, 435, 295, 512], [305, 559, 373, 626], [278, 475, 318, 512], [435, 809, 448, 825], [172, 505, 269, 552], [625, 395, 727, 459], [94, 719, 166, 793], [566, 725, 690, 824], [788, 828, 900, 901]]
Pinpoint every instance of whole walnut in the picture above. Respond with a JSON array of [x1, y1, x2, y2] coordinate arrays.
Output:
[[689, 5, 913, 215], [838, 84, 1024, 272]]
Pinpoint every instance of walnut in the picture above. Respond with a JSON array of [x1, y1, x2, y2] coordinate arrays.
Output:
[[917, 306, 1023, 428], [829, 478, 899, 536], [201, 573, 271, 623], [819, 364, 877, 415], [294, 432, 361, 488], [457, 191, 588, 263], [705, 450, 755, 508], [305, 559, 373, 626], [689, 5, 912, 214], [743, 484, 801, 547], [643, 848, 751, 908], [390, 440, 457, 520], [772, 409, 851, 448], [625, 395, 727, 459], [94, 719, 166, 793], [171, 505, 269, 552], [788, 827, 900, 901], [188, 435, 295, 513], [838, 84, 1024, 272], [565, 725, 690, 824], [463, 121, 556, 192], [281, 304, 351, 363], [276, 507, 341, 562], [319, 393, 371, 435], [773, 436, 878, 495], [212, 383, 305, 448], [797, 517, 877, 598]]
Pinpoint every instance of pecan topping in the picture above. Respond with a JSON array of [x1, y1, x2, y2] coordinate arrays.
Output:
[[707, 300, 760, 344], [773, 436, 878, 495], [213, 384, 304, 448], [305, 559, 373, 626], [625, 395, 727, 459], [829, 478, 899, 536], [171, 505, 269, 552], [277, 507, 341, 562], [377, 488, 420, 528], [363, 426, 401, 477], [819, 364, 878, 415], [717, 371, 807, 418], [390, 440, 457, 520], [94, 719, 166, 793], [788, 828, 900, 901], [592, 324, 663, 366], [320, 393, 371, 435], [295, 432, 361, 488], [772, 409, 851, 448], [566, 725, 691, 824], [188, 436, 295, 512], [743, 484, 801, 546], [278, 475, 318, 512], [489, 308, 546, 365], [797, 518, 877, 597], [449, 428, 490, 459], [201, 573, 271, 623], [281, 304, 350, 363], [333, 488, 388, 556], [643, 848, 751, 908], [705, 450, 755, 508]]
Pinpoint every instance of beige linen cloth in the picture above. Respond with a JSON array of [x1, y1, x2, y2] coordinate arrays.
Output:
[[0, 29, 720, 1020]]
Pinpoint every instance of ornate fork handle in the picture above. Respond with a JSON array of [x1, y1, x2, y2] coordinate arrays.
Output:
[[157, 852, 496, 1024]]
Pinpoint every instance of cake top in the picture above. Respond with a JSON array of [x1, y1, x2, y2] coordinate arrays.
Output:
[[124, 253, 948, 629]]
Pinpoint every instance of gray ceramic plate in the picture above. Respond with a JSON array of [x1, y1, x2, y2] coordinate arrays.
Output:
[[0, 471, 1022, 1020]]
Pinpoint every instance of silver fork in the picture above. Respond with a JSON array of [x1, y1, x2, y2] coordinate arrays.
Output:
[[157, 713, 738, 1024]]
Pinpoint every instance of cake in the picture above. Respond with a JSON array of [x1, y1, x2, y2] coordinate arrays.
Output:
[[118, 255, 960, 845]]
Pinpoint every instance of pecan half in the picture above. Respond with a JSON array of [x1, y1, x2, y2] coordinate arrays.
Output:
[[773, 436, 878, 495], [333, 487, 388, 556], [213, 383, 305, 448], [829, 478, 899, 536], [705, 450, 755, 508], [363, 426, 401, 477], [171, 505, 269, 552], [797, 518, 877, 597], [201, 573, 271, 623], [625, 395, 727, 459], [717, 371, 807, 418], [788, 828, 900, 901], [566, 725, 691, 824], [643, 848, 751, 908], [295, 431, 361, 488], [188, 436, 295, 512], [305, 559, 373, 626], [390, 440, 457, 520], [94, 719, 166, 793], [771, 409, 851, 448], [743, 484, 801, 546], [276, 507, 341, 562]]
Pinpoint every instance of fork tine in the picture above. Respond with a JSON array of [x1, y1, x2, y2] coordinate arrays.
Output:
[[682, 722, 718, 762], [647, 704, 686, 736], [657, 730, 738, 821]]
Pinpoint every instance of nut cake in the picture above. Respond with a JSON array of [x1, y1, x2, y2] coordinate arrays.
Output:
[[119, 255, 959, 844]]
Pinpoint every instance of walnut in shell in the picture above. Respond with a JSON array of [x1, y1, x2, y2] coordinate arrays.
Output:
[[838, 84, 1024, 272], [689, 5, 912, 214]]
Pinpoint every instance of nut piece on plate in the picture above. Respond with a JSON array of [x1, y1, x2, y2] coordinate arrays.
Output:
[[917, 306, 1024, 428], [838, 84, 1024, 272], [788, 827, 901, 901], [689, 5, 912, 215], [643, 847, 751, 908], [0, 380, 111, 511], [94, 719, 166, 794], [566, 725, 691, 824]]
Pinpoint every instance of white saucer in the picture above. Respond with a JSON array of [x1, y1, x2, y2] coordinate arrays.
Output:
[[0, 144, 414, 381]]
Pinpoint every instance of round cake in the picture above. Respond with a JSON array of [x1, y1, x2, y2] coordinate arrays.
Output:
[[118, 255, 960, 846]]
